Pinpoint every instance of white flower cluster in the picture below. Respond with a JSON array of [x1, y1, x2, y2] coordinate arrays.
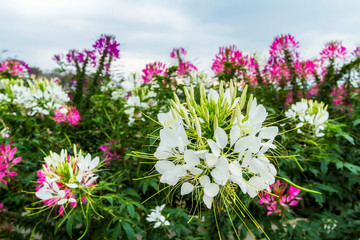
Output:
[[154, 85, 278, 209], [124, 91, 157, 125], [146, 204, 170, 228], [0, 79, 69, 116], [285, 99, 329, 137]]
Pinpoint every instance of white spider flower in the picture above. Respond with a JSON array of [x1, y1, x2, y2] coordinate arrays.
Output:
[[150, 81, 279, 211], [285, 99, 329, 137], [146, 204, 170, 228]]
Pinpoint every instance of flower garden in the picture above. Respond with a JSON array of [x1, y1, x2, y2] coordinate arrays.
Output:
[[0, 34, 359, 239]]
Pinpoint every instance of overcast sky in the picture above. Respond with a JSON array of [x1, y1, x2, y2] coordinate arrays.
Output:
[[1, 0, 360, 77]]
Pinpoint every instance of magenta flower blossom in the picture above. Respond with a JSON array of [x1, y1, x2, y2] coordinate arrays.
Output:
[[352, 46, 360, 57], [258, 180, 301, 216], [269, 34, 299, 60], [330, 83, 360, 111], [142, 62, 168, 83], [93, 34, 120, 59], [170, 47, 187, 59], [100, 140, 122, 165], [0, 203, 7, 213], [0, 143, 22, 185], [53, 106, 81, 126], [177, 61, 197, 76], [320, 41, 347, 60], [211, 45, 257, 83], [0, 60, 30, 77]]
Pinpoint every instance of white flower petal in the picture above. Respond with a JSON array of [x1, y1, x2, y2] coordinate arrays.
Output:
[[207, 139, 220, 157], [199, 175, 210, 187], [205, 153, 218, 167], [203, 194, 213, 209], [258, 126, 278, 139], [181, 182, 194, 195], [204, 183, 219, 197], [215, 127, 228, 149], [230, 125, 241, 146], [65, 183, 78, 189], [229, 161, 242, 176], [155, 160, 175, 174]]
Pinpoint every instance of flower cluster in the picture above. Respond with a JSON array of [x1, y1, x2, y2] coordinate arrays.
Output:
[[0, 60, 31, 78], [152, 81, 279, 210], [53, 105, 81, 125], [170, 48, 197, 77], [269, 34, 300, 60], [0, 143, 22, 185], [320, 41, 347, 60], [100, 140, 122, 164], [6, 78, 70, 116], [258, 180, 301, 216], [124, 90, 157, 125], [35, 148, 101, 215], [0, 203, 7, 213], [285, 99, 329, 137], [211, 45, 257, 83], [142, 62, 168, 83], [93, 34, 120, 59], [146, 204, 170, 228]]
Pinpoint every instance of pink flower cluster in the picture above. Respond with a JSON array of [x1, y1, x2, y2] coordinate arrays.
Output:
[[0, 60, 30, 77], [331, 83, 360, 111], [170, 47, 187, 59], [53, 106, 81, 125], [211, 45, 257, 83], [0, 143, 22, 185], [142, 62, 168, 83], [269, 34, 300, 60], [320, 41, 347, 60], [258, 180, 301, 216], [170, 48, 197, 77], [0, 203, 7, 213], [100, 140, 122, 165]]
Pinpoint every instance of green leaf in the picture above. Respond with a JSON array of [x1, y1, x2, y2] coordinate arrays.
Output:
[[320, 158, 328, 174], [344, 163, 360, 174], [339, 132, 355, 145], [122, 222, 136, 240], [111, 222, 122, 240], [127, 204, 135, 218], [66, 215, 74, 238], [354, 118, 360, 127]]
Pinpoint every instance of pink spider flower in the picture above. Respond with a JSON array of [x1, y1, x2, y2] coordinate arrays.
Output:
[[269, 34, 300, 60], [53, 106, 81, 126], [320, 41, 347, 60], [100, 140, 122, 165], [0, 203, 7, 213], [258, 180, 301, 216], [177, 61, 197, 76], [211, 45, 257, 82], [170, 47, 187, 59], [0, 143, 22, 185], [331, 83, 359, 111], [142, 62, 168, 83]]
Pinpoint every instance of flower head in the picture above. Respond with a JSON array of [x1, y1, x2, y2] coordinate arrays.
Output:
[[53, 105, 81, 125], [151, 81, 279, 211], [0, 143, 22, 184], [320, 41, 347, 60], [258, 180, 302, 216], [285, 99, 329, 137], [142, 62, 168, 83], [146, 204, 170, 228], [35, 148, 102, 215]]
